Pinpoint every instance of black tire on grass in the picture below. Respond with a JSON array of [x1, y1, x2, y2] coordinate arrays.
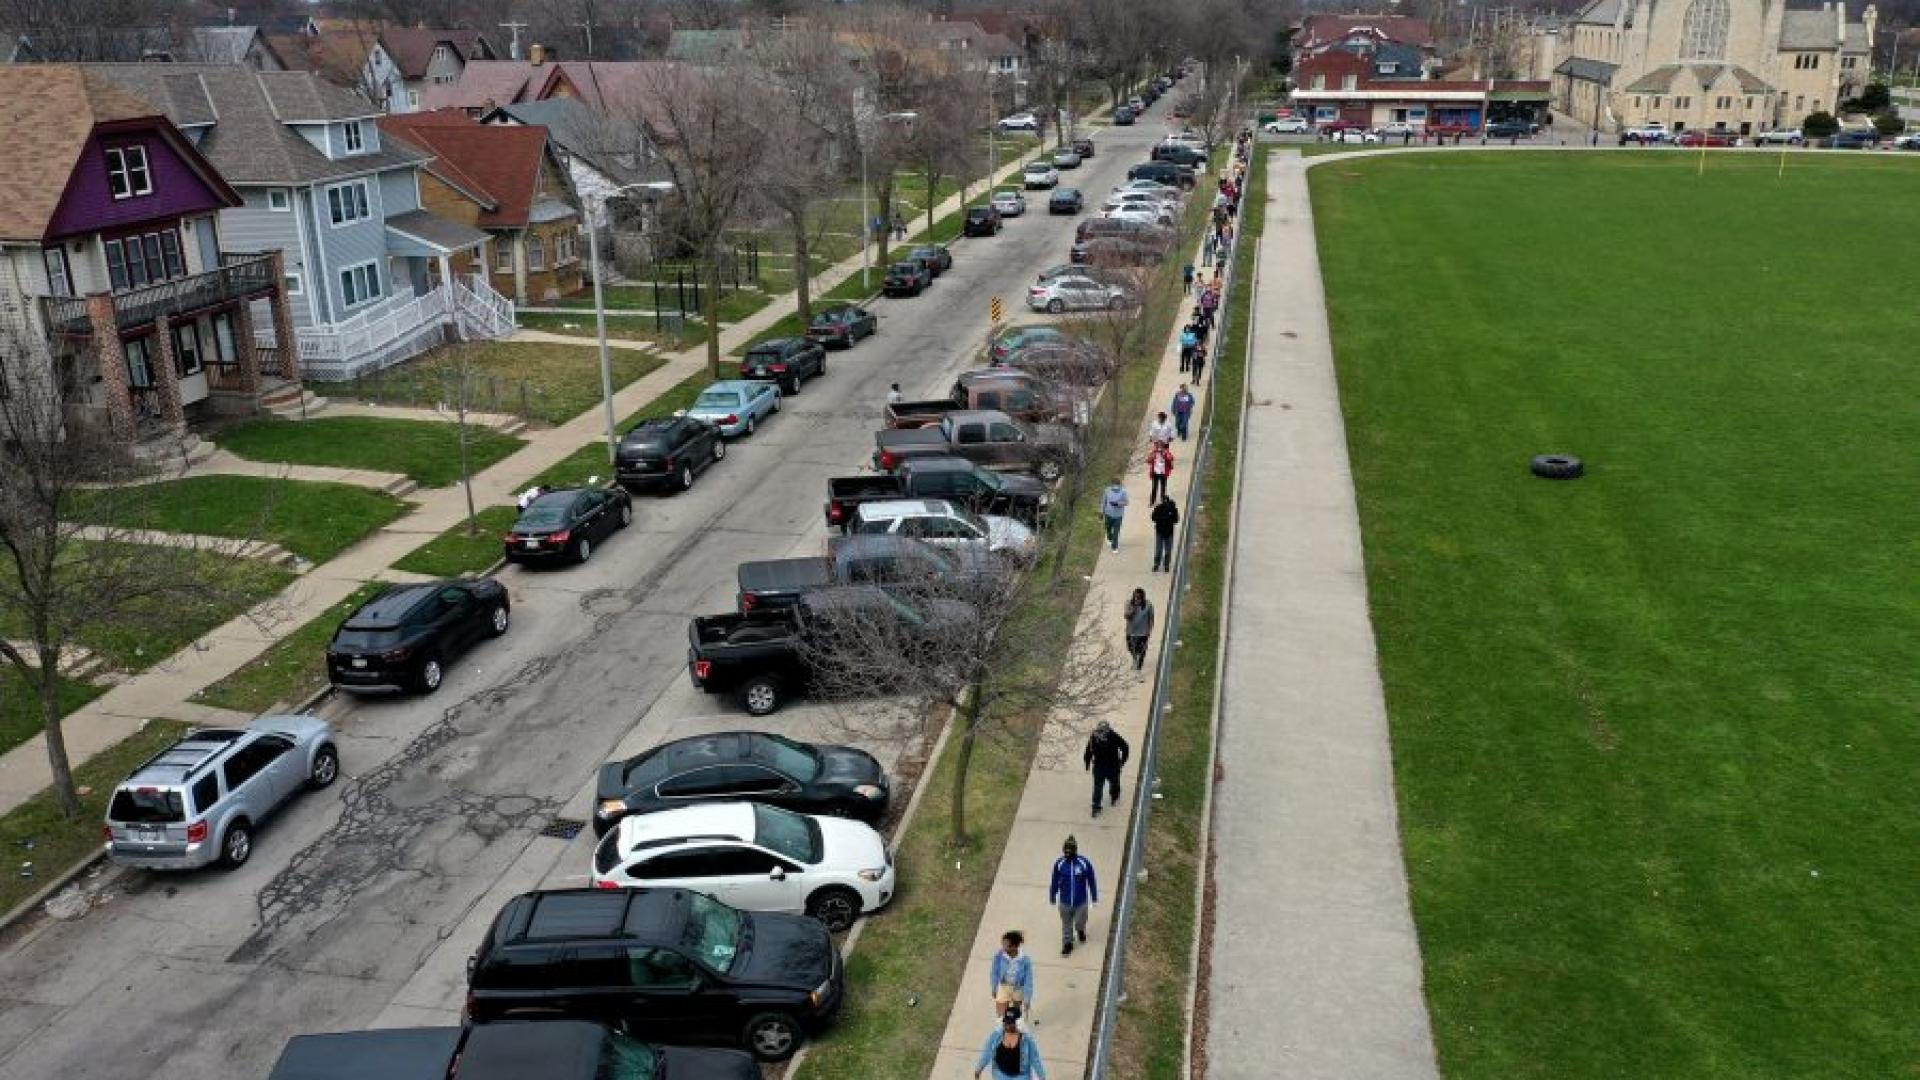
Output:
[[1530, 454, 1584, 480]]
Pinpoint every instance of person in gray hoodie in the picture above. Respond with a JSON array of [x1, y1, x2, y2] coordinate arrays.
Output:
[[1099, 481, 1129, 552], [1124, 587, 1154, 671]]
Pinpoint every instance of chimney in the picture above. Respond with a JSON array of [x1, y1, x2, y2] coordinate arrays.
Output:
[[530, 42, 546, 66]]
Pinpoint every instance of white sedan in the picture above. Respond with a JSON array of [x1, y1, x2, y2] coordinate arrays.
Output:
[[1023, 162, 1060, 188], [1029, 274, 1130, 313], [990, 187, 1027, 216], [591, 802, 894, 933], [1754, 127, 1803, 145], [1263, 118, 1312, 134], [1333, 128, 1382, 144], [1102, 202, 1174, 227], [1377, 122, 1418, 137], [998, 112, 1039, 131]]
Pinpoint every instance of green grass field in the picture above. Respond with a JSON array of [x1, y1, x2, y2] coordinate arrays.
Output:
[[213, 416, 523, 488], [317, 341, 666, 426], [1312, 151, 1920, 1079], [73, 475, 408, 563]]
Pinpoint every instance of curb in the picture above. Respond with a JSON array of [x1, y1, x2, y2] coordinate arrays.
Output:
[[0, 848, 108, 937]]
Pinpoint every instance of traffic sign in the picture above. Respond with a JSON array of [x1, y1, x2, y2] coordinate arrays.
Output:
[[989, 296, 1003, 323]]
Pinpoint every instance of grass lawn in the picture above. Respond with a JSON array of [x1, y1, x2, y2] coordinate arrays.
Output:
[[318, 341, 667, 427], [392, 506, 519, 578], [0, 721, 185, 914], [0, 676, 107, 761], [212, 416, 523, 488], [1312, 151, 1920, 1079], [193, 582, 388, 714], [73, 475, 407, 564]]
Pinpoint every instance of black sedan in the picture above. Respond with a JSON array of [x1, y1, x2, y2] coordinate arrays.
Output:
[[617, 415, 724, 494], [327, 579, 509, 695], [909, 243, 953, 275], [1072, 136, 1095, 157], [882, 261, 931, 297], [1049, 187, 1084, 214], [593, 731, 889, 836], [963, 206, 1002, 237], [806, 305, 877, 348], [503, 487, 632, 566]]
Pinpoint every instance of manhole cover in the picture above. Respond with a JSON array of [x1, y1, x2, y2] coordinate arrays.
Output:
[[539, 818, 586, 841]]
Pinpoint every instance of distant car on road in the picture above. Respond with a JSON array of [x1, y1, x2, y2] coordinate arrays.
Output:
[[963, 206, 1002, 236], [1101, 201, 1175, 227], [990, 187, 1028, 216], [909, 243, 953, 274], [617, 414, 725, 494], [1673, 129, 1738, 147], [806, 304, 877, 348], [1827, 129, 1879, 149], [504, 486, 633, 566], [1895, 133, 1920, 150], [1623, 121, 1669, 143], [1263, 117, 1312, 134], [105, 714, 338, 871], [883, 260, 932, 297], [1485, 121, 1533, 139], [1052, 148, 1083, 169], [1072, 135, 1096, 157], [1113, 105, 1136, 125], [594, 731, 888, 836], [1376, 122, 1418, 138], [1754, 127, 1803, 145], [1030, 274, 1131, 313], [686, 379, 780, 438], [1332, 128, 1382, 144], [1071, 236, 1164, 268], [1023, 161, 1060, 188], [997, 111, 1039, 131], [1049, 186, 1084, 214], [741, 337, 827, 395], [328, 578, 511, 692]]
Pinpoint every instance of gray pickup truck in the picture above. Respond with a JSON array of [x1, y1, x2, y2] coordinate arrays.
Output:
[[735, 533, 1008, 612], [872, 409, 1077, 480]]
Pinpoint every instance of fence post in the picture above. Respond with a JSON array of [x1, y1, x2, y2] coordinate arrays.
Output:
[[654, 276, 663, 333], [519, 380, 530, 421]]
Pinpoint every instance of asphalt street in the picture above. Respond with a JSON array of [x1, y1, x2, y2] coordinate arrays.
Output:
[[0, 114, 1169, 1080]]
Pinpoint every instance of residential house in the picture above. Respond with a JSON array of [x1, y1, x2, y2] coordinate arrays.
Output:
[[419, 53, 678, 113], [371, 28, 499, 113], [380, 110, 585, 304], [479, 98, 665, 229], [0, 67, 292, 450], [1, 25, 287, 68], [89, 64, 513, 382], [1293, 32, 1551, 130], [1293, 13, 1440, 55]]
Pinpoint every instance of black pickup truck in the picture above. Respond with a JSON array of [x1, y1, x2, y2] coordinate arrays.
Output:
[[872, 409, 1077, 480], [824, 456, 1048, 530], [735, 534, 1006, 612], [687, 586, 976, 715]]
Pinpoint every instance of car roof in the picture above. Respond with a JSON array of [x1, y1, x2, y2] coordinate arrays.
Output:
[[612, 802, 756, 856], [625, 417, 680, 436], [501, 887, 687, 946], [625, 731, 803, 782], [856, 498, 955, 520], [901, 454, 975, 473], [459, 1021, 606, 1080], [343, 583, 437, 628], [701, 381, 754, 393], [122, 728, 247, 788], [267, 1028, 464, 1080], [747, 337, 800, 351]]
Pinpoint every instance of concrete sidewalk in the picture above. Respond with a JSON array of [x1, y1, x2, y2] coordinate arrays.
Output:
[[1202, 151, 1439, 1079], [0, 138, 1054, 818]]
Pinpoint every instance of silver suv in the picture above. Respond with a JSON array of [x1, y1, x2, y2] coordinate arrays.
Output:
[[104, 714, 338, 871]]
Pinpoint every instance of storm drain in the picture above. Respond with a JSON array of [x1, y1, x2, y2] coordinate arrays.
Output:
[[539, 817, 586, 840]]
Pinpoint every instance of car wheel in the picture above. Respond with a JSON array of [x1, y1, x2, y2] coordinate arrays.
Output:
[[741, 675, 782, 716], [807, 886, 864, 933], [308, 745, 340, 789], [488, 604, 510, 638], [575, 537, 593, 564], [744, 415, 756, 436], [677, 464, 695, 491], [743, 1013, 803, 1062], [1047, 299, 1064, 314], [1037, 460, 1063, 482], [618, 502, 633, 528], [414, 653, 445, 693], [219, 820, 253, 869], [1530, 454, 1585, 480], [713, 439, 727, 462], [784, 376, 800, 396], [1108, 295, 1123, 310], [771, 394, 782, 413]]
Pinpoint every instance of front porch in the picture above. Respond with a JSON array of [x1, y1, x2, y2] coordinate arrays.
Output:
[[261, 272, 517, 383]]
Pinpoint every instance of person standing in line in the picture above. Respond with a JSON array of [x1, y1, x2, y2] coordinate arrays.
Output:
[[1099, 480, 1128, 552], [1084, 721, 1132, 817], [1190, 342, 1209, 386], [1048, 836, 1097, 956], [1182, 263, 1195, 292], [975, 1008, 1046, 1079], [1151, 494, 1179, 573], [1179, 326, 1198, 373], [1148, 410, 1175, 447], [1124, 587, 1154, 672], [886, 383, 904, 406], [987, 931, 1034, 1020], [1171, 383, 1196, 441], [1146, 442, 1173, 504]]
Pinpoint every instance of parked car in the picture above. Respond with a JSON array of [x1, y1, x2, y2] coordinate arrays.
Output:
[[1485, 121, 1534, 139], [885, 368, 1077, 430], [963, 206, 1003, 236], [466, 887, 843, 1062], [504, 487, 633, 566], [592, 803, 894, 934], [1113, 105, 1136, 125], [1755, 127, 1803, 145], [1073, 216, 1173, 247], [1623, 121, 1669, 143], [685, 379, 780, 438], [1029, 273, 1130, 313], [1152, 143, 1208, 166], [997, 111, 1039, 131], [847, 499, 1037, 561], [1049, 186, 1084, 214], [1128, 96, 1145, 113], [1022, 161, 1059, 188], [1070, 237, 1163, 268], [908, 243, 953, 274], [872, 408, 1077, 479], [806, 304, 877, 347], [882, 261, 932, 297], [735, 532, 1011, 613], [1333, 128, 1382, 144], [740, 337, 827, 396], [1126, 161, 1195, 189], [825, 455, 1050, 530], [990, 187, 1027, 216], [266, 1023, 758, 1080], [1673, 128, 1738, 147], [1827, 129, 1879, 149], [104, 714, 338, 871], [988, 323, 1074, 364], [1115, 180, 1183, 203], [593, 731, 889, 837], [1895, 133, 1920, 150], [1262, 118, 1312, 134], [1071, 135, 1095, 157], [617, 415, 725, 494], [688, 586, 976, 715], [328, 579, 511, 693], [1376, 122, 1418, 138], [1052, 148, 1082, 169], [1102, 202, 1175, 227]]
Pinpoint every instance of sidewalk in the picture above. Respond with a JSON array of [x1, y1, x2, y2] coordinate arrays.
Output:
[[1203, 150, 1439, 1078], [0, 139, 1055, 818]]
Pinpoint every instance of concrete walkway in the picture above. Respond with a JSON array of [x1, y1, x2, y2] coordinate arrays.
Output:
[[1203, 151, 1439, 1079], [0, 138, 1055, 818]]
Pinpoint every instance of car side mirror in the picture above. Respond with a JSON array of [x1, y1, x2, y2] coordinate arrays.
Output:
[[770, 867, 787, 881]]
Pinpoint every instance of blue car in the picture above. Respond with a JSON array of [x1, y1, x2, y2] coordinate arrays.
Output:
[[686, 379, 780, 437]]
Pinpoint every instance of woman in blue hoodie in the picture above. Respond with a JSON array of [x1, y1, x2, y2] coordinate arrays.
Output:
[[975, 1007, 1046, 1079], [988, 930, 1035, 1020]]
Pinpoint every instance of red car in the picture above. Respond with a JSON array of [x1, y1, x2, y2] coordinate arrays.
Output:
[[1674, 129, 1738, 147], [1426, 122, 1476, 137]]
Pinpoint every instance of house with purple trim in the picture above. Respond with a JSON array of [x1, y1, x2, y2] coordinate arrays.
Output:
[[0, 66, 295, 454]]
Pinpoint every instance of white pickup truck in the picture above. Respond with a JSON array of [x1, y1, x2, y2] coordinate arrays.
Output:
[[1624, 121, 1669, 142]]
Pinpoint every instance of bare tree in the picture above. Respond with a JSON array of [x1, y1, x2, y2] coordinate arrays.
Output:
[[0, 330, 271, 820], [750, 26, 856, 326]]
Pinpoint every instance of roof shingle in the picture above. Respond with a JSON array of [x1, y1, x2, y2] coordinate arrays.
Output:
[[0, 67, 162, 241]]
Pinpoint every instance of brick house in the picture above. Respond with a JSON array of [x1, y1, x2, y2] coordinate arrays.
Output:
[[0, 67, 293, 451], [1293, 27, 1551, 131]]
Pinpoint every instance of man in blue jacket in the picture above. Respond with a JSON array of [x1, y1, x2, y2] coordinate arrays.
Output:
[[1048, 836, 1098, 956]]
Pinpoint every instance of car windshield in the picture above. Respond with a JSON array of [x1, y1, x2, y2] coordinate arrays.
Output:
[[757, 734, 821, 782], [516, 504, 572, 528], [696, 391, 740, 408], [752, 803, 822, 864], [975, 468, 1005, 492], [109, 787, 185, 824], [594, 1031, 662, 1080], [331, 627, 397, 650], [955, 507, 989, 534], [682, 890, 746, 971], [745, 346, 782, 360]]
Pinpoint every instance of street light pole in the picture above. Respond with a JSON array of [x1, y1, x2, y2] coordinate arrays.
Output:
[[588, 181, 674, 464], [861, 138, 871, 291]]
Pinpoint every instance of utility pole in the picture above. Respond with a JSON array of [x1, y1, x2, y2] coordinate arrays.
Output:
[[499, 21, 528, 61], [577, 22, 595, 61]]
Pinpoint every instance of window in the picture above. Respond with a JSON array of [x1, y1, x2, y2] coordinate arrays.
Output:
[[494, 242, 513, 273], [624, 948, 699, 990], [1716, 96, 1731, 109], [1676, 97, 1691, 109], [211, 312, 238, 365], [267, 189, 290, 211], [432, 44, 451, 63], [1679, 0, 1728, 60], [124, 336, 154, 388], [527, 236, 546, 271], [1378, 62, 1398, 74], [41, 248, 71, 297], [105, 145, 152, 200], [1843, 56, 1858, 70], [407, 90, 419, 109], [172, 322, 203, 377], [342, 120, 365, 153], [326, 180, 371, 226], [1311, 74, 1326, 91], [284, 272, 303, 295], [223, 745, 267, 790], [634, 849, 721, 880], [1341, 73, 1357, 91], [339, 261, 382, 307], [190, 774, 220, 816], [103, 229, 186, 291]]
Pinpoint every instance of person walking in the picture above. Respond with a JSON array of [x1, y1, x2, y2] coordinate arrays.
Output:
[[1182, 263, 1195, 292], [1099, 480, 1128, 552], [1151, 494, 1179, 572], [887, 383, 905, 406], [1124, 587, 1154, 671], [1189, 342, 1208, 386], [1148, 411, 1175, 447], [975, 1009, 1046, 1079], [1179, 326, 1198, 372], [1084, 721, 1131, 816], [1146, 443, 1173, 504], [1171, 384, 1195, 441], [1048, 836, 1098, 956], [988, 931, 1035, 1020], [892, 213, 907, 240]]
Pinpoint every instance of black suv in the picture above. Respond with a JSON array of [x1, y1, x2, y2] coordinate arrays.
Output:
[[1153, 143, 1208, 166], [1127, 161, 1195, 189], [1072, 136, 1095, 157], [266, 1021, 757, 1080], [467, 887, 843, 1062], [963, 206, 1002, 237], [740, 337, 827, 396], [617, 416, 724, 494], [328, 580, 510, 694]]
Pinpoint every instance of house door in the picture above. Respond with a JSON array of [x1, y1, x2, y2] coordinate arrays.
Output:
[[172, 321, 209, 405]]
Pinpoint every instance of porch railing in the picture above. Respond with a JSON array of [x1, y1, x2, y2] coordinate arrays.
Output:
[[42, 253, 277, 338], [252, 276, 518, 383]]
